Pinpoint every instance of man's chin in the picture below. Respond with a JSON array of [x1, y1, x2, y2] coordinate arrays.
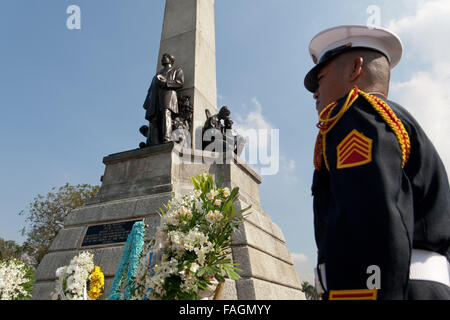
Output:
[[316, 103, 326, 115]]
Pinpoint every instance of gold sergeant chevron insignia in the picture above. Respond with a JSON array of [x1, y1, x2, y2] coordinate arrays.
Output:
[[337, 130, 373, 169]]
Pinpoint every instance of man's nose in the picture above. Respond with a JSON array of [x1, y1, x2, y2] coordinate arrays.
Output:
[[313, 90, 319, 100]]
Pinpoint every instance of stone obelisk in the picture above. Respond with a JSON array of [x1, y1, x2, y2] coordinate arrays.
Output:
[[32, 0, 305, 300], [157, 0, 217, 149]]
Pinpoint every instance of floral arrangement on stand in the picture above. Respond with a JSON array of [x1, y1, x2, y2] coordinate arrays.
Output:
[[128, 172, 251, 300], [107, 221, 146, 300], [52, 251, 104, 300], [0, 259, 35, 300]]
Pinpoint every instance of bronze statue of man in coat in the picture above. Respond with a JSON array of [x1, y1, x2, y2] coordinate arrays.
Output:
[[143, 53, 185, 146]]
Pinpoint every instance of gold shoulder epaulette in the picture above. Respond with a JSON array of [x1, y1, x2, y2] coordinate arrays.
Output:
[[358, 90, 411, 168]]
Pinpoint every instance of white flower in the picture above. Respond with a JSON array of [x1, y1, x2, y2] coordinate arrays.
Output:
[[179, 206, 192, 218], [185, 242, 195, 251], [206, 211, 216, 224], [195, 247, 209, 265], [55, 267, 66, 279], [189, 262, 200, 273], [193, 189, 202, 197], [206, 210, 222, 224], [194, 200, 203, 213], [206, 190, 219, 200], [66, 265, 75, 275], [223, 187, 231, 197], [166, 213, 179, 226], [214, 210, 223, 222], [214, 199, 222, 206]]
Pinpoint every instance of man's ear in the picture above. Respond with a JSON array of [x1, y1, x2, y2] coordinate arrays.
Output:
[[349, 57, 363, 82]]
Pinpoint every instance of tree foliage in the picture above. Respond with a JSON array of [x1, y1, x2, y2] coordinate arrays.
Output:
[[20, 183, 99, 267], [301, 280, 320, 300], [0, 238, 25, 262]]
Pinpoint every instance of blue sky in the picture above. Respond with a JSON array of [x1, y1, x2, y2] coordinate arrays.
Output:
[[1, 0, 449, 283]]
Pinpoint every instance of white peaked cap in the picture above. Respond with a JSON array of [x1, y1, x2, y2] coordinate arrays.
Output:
[[304, 25, 403, 92]]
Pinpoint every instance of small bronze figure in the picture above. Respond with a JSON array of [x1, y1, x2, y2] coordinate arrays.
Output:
[[202, 106, 230, 150], [203, 106, 230, 132], [202, 106, 245, 155], [143, 53, 185, 146], [172, 95, 194, 147]]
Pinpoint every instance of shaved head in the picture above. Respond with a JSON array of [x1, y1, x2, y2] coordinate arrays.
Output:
[[336, 49, 391, 94]]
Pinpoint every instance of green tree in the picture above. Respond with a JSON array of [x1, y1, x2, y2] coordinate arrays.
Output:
[[301, 281, 320, 300], [0, 238, 25, 261], [20, 183, 99, 267]]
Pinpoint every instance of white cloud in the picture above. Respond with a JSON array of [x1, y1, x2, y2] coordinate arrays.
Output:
[[286, 159, 296, 171], [388, 0, 450, 170], [233, 98, 286, 176], [389, 0, 450, 64], [291, 252, 315, 284], [233, 97, 273, 153], [231, 98, 302, 178], [291, 252, 309, 264], [235, 97, 273, 132]]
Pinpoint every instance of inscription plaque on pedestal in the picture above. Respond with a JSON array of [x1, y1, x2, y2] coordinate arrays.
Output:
[[81, 219, 143, 248]]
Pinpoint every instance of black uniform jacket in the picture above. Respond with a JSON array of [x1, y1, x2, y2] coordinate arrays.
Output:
[[312, 91, 450, 300]]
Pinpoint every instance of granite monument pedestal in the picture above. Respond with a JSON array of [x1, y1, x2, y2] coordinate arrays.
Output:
[[32, 144, 304, 300]]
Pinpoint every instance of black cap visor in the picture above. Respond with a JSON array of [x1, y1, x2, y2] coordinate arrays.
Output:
[[304, 63, 323, 93], [304, 44, 357, 93]]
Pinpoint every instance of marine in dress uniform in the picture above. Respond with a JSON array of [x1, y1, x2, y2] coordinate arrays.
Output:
[[304, 25, 450, 300]]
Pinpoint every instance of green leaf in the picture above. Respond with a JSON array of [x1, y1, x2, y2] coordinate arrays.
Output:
[[232, 205, 252, 221], [223, 265, 241, 280], [222, 199, 234, 219], [215, 274, 225, 283], [197, 267, 207, 277], [191, 176, 200, 190], [197, 281, 208, 290]]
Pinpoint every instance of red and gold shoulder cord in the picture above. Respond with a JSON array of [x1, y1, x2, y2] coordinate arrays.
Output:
[[314, 86, 411, 171]]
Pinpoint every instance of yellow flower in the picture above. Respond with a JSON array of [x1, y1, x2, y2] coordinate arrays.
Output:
[[88, 266, 104, 300]]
